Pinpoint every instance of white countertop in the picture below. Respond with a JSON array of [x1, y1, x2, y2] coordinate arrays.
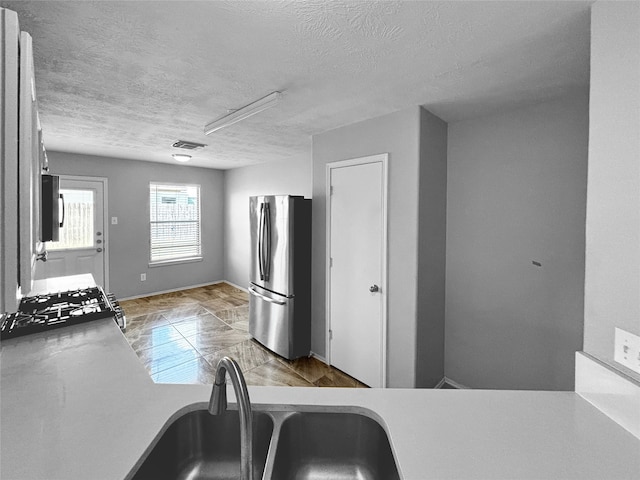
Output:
[[1, 319, 639, 480], [28, 273, 96, 296]]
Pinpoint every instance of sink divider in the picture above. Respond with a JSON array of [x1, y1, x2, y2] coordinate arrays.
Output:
[[257, 410, 293, 480]]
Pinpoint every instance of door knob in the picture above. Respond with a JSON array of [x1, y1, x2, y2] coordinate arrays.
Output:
[[369, 284, 379, 293], [97, 248, 103, 253]]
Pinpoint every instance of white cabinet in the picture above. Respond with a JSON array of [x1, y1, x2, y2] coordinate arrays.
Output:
[[1, 8, 21, 312], [18, 30, 44, 298], [1, 8, 43, 312]]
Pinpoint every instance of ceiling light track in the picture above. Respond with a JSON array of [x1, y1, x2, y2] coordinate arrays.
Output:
[[204, 91, 282, 135]]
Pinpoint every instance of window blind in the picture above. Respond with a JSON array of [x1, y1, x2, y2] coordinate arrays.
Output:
[[149, 183, 201, 263]]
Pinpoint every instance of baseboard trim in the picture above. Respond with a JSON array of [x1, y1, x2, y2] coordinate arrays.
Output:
[[118, 280, 225, 301], [223, 280, 248, 292], [310, 351, 328, 364]]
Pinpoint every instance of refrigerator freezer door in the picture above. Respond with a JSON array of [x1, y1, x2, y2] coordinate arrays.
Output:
[[249, 195, 294, 295], [249, 283, 309, 359]]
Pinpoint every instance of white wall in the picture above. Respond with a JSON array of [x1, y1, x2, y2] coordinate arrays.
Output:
[[445, 93, 589, 390], [223, 157, 312, 288], [584, 1, 640, 382], [415, 108, 448, 388], [312, 107, 422, 387], [48, 152, 225, 299]]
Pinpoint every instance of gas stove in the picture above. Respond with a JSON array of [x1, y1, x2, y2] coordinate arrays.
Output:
[[1, 286, 126, 340]]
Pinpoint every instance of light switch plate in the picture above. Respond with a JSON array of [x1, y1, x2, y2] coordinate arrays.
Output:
[[111, 216, 118, 225], [614, 327, 640, 374]]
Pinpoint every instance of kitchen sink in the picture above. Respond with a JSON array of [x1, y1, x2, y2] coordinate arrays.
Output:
[[129, 407, 400, 480], [130, 409, 273, 480], [269, 411, 400, 480]]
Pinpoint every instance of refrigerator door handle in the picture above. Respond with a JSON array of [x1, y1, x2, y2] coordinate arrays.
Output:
[[261, 202, 269, 280], [249, 286, 286, 305], [258, 203, 264, 280], [264, 202, 272, 281]]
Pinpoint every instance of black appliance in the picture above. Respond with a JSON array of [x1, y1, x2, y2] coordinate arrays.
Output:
[[41, 174, 63, 242], [0, 286, 126, 340]]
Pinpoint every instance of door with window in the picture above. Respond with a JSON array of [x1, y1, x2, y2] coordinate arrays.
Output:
[[35, 176, 107, 288]]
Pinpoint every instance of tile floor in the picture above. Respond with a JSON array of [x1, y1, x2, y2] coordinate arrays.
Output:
[[119, 283, 368, 388]]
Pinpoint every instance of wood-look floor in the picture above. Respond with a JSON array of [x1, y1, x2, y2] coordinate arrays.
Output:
[[119, 283, 368, 388]]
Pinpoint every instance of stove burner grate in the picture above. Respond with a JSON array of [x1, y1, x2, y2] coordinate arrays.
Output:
[[1, 286, 125, 340]]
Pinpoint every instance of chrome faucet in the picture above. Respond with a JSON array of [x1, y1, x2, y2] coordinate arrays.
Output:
[[208, 357, 253, 480]]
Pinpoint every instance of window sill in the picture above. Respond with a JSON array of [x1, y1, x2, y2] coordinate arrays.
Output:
[[149, 257, 203, 268]]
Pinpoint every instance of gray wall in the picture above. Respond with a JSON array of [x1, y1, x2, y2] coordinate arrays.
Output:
[[312, 107, 422, 387], [415, 108, 448, 388], [444, 93, 589, 391], [48, 152, 225, 299], [223, 157, 312, 288], [584, 2, 640, 382]]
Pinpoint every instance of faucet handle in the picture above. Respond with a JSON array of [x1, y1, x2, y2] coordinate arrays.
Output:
[[209, 356, 248, 416]]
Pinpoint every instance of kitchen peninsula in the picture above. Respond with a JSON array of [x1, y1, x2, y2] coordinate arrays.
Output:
[[1, 318, 638, 480]]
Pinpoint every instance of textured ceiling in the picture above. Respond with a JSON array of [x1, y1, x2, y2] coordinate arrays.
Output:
[[1, 1, 592, 169]]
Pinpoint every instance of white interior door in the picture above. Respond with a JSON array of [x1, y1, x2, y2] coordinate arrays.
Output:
[[328, 154, 387, 388], [36, 176, 108, 289]]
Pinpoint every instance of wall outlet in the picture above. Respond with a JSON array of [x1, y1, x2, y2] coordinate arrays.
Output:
[[614, 327, 640, 374], [140, 273, 146, 282]]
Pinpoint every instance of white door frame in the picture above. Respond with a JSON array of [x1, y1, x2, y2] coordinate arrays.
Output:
[[57, 174, 110, 291], [325, 153, 389, 387]]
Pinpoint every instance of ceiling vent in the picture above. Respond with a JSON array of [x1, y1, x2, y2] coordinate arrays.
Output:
[[172, 140, 207, 150]]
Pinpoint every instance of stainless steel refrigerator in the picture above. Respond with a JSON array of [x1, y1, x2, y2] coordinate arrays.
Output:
[[249, 195, 311, 360]]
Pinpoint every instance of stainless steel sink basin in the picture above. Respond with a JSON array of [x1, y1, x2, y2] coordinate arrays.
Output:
[[130, 409, 273, 480], [269, 411, 400, 480], [129, 407, 400, 480]]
